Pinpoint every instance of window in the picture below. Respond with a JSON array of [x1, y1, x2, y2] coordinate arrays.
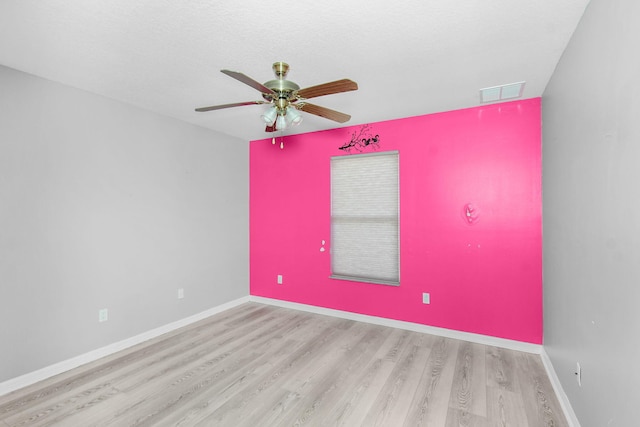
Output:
[[330, 151, 399, 285]]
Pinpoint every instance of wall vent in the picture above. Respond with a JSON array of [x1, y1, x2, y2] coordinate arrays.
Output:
[[480, 81, 525, 103]]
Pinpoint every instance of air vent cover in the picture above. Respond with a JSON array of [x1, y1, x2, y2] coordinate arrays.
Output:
[[480, 81, 525, 103]]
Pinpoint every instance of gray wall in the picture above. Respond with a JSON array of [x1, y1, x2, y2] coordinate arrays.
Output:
[[0, 65, 249, 382], [542, 0, 640, 425]]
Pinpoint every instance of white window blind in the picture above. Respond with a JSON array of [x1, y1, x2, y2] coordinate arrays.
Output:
[[330, 151, 399, 286]]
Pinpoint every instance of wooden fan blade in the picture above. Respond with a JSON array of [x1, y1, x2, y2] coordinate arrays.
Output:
[[195, 100, 268, 112], [221, 69, 276, 95], [296, 79, 358, 100], [265, 125, 276, 133], [298, 103, 351, 123]]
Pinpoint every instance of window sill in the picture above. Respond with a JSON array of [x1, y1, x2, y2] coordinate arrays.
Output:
[[330, 274, 400, 287]]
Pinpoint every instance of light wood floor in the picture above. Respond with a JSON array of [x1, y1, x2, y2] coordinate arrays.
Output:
[[0, 303, 568, 426]]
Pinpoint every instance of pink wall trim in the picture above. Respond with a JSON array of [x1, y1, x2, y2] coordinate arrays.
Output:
[[250, 98, 542, 344]]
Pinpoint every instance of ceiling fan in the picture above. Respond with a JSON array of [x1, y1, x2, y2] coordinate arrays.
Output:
[[195, 62, 358, 132]]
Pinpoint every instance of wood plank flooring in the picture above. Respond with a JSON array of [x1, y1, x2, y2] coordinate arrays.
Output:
[[0, 303, 568, 426]]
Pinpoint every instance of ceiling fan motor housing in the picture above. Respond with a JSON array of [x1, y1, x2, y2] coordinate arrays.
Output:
[[262, 63, 300, 113], [262, 79, 300, 101]]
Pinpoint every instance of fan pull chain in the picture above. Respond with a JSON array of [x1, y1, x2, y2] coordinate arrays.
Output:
[[271, 131, 284, 149]]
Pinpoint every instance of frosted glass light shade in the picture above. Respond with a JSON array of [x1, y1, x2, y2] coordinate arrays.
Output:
[[261, 106, 278, 124], [276, 114, 287, 130], [286, 107, 303, 126]]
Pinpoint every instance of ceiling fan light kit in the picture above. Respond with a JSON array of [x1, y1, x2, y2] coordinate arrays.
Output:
[[196, 62, 358, 134]]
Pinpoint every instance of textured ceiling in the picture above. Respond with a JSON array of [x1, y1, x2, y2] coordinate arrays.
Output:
[[0, 0, 590, 142]]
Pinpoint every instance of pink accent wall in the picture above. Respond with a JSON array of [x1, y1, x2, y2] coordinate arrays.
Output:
[[250, 98, 542, 344]]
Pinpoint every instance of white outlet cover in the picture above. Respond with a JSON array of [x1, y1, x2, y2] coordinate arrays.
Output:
[[422, 293, 430, 304], [98, 308, 108, 322], [277, 275, 283, 284]]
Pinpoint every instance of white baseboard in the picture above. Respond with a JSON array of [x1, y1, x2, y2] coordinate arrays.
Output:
[[250, 296, 543, 354], [0, 296, 251, 397], [540, 348, 581, 427]]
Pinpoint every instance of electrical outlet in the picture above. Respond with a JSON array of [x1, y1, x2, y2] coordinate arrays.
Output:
[[422, 293, 430, 304], [98, 308, 108, 323], [178, 288, 184, 299], [277, 275, 283, 285], [576, 362, 582, 387]]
